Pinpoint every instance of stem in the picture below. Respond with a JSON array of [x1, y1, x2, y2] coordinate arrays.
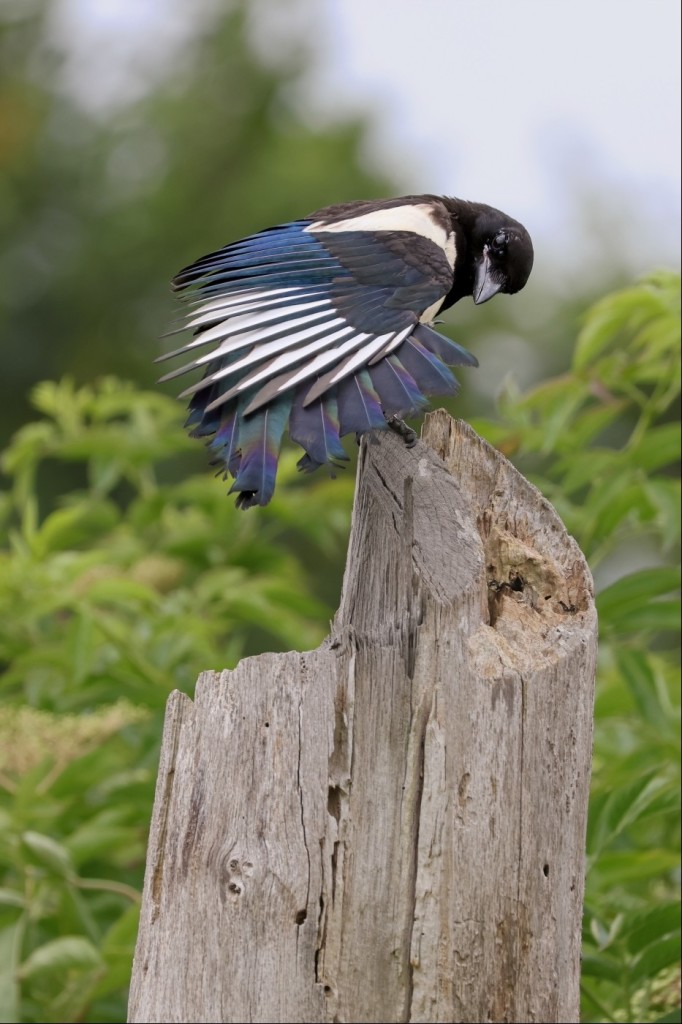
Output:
[[75, 876, 141, 904]]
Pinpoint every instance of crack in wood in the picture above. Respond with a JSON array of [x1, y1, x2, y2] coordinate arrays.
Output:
[[404, 694, 430, 1023], [129, 414, 597, 1024], [296, 682, 311, 927], [150, 693, 188, 924]]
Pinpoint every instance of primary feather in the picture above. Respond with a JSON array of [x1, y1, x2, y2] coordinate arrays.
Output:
[[162, 194, 533, 508]]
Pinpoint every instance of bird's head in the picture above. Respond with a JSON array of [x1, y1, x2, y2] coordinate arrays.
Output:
[[470, 209, 534, 305]]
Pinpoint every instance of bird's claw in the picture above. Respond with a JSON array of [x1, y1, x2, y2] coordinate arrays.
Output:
[[386, 415, 418, 448]]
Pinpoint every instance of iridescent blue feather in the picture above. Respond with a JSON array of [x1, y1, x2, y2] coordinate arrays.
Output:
[[209, 406, 241, 478], [395, 337, 460, 396], [412, 324, 479, 367], [336, 370, 387, 436], [289, 390, 348, 473], [165, 211, 486, 508], [369, 357, 428, 417], [228, 397, 292, 509]]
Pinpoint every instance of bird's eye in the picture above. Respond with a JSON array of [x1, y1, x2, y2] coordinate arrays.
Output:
[[491, 231, 508, 254]]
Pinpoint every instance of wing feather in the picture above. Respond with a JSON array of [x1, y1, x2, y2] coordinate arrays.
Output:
[[163, 207, 477, 508], [238, 332, 393, 416]]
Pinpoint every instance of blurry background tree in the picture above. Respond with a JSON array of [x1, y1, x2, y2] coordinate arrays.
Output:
[[0, 1, 679, 1023], [0, 0, 391, 443]]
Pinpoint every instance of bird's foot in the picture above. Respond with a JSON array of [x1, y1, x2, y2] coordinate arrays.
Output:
[[385, 415, 418, 448]]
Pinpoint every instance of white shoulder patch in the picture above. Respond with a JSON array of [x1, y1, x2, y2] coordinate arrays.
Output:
[[306, 203, 456, 269]]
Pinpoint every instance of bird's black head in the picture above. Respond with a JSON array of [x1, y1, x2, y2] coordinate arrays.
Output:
[[442, 199, 534, 307], [468, 206, 534, 305]]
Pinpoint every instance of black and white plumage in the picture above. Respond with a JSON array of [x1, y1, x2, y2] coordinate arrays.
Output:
[[160, 195, 533, 508]]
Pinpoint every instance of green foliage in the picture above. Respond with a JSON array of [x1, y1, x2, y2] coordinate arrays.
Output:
[[0, 376, 355, 1022], [0, 0, 392, 445], [1, 275, 678, 1021], [2, 4, 676, 1023], [473, 270, 681, 1024], [0, 16, 381, 1010]]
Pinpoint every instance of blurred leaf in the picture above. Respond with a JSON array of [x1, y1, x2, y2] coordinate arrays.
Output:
[[581, 479, 656, 550], [625, 903, 682, 954], [89, 904, 140, 1001], [603, 600, 680, 637], [588, 772, 677, 859], [581, 951, 623, 982], [588, 849, 680, 887], [628, 424, 681, 472], [630, 934, 681, 984], [614, 648, 673, 729], [0, 9, 679, 1017], [654, 1011, 682, 1024], [574, 273, 680, 373], [35, 502, 119, 555], [18, 936, 102, 979], [0, 890, 25, 910], [0, 921, 23, 1024], [64, 810, 138, 868], [20, 833, 74, 880], [597, 568, 681, 627], [643, 479, 681, 551]]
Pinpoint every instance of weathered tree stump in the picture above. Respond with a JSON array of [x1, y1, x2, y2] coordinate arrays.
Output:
[[128, 411, 597, 1024]]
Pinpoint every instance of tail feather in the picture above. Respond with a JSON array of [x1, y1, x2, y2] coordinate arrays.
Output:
[[209, 405, 241, 478], [186, 379, 226, 438], [164, 312, 478, 508], [395, 336, 460, 396], [337, 370, 387, 436], [289, 389, 348, 473], [412, 324, 479, 367], [228, 397, 292, 508], [369, 356, 428, 418]]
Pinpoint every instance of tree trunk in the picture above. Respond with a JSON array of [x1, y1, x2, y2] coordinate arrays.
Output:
[[128, 411, 597, 1024]]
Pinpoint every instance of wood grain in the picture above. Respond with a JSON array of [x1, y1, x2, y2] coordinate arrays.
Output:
[[128, 411, 597, 1023]]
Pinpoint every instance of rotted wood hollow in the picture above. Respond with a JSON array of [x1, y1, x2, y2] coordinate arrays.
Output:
[[128, 411, 597, 1024]]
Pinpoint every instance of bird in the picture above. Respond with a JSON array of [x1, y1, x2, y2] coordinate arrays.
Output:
[[159, 194, 533, 509]]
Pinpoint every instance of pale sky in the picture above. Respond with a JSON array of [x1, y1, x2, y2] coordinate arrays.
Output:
[[296, 0, 682, 273], [54, 0, 681, 274]]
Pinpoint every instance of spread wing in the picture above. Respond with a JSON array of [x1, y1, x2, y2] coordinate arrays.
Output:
[[160, 201, 478, 507]]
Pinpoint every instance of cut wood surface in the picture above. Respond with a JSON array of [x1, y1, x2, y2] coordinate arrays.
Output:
[[128, 411, 597, 1024]]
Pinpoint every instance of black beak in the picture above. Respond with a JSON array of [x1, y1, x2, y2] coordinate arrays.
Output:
[[473, 250, 503, 305]]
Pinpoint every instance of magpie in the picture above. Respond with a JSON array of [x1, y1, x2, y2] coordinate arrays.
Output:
[[159, 194, 533, 508]]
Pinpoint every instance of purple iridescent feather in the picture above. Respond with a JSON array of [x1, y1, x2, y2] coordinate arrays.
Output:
[[228, 397, 293, 508]]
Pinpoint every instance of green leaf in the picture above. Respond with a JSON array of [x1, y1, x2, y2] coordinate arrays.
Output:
[[630, 933, 681, 983], [554, 448, 619, 495], [21, 832, 74, 879], [35, 501, 119, 554], [614, 648, 672, 729], [590, 912, 625, 950], [89, 904, 140, 1001], [605, 599, 680, 636], [588, 849, 680, 887], [628, 424, 681, 472], [580, 951, 623, 982], [597, 568, 681, 624], [574, 284, 665, 371], [625, 902, 682, 954], [0, 890, 25, 910], [65, 810, 137, 867], [0, 921, 24, 1024], [588, 773, 676, 858], [74, 574, 161, 608], [582, 479, 656, 548], [565, 398, 628, 449], [653, 1010, 682, 1024], [17, 935, 102, 979], [643, 479, 681, 549]]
